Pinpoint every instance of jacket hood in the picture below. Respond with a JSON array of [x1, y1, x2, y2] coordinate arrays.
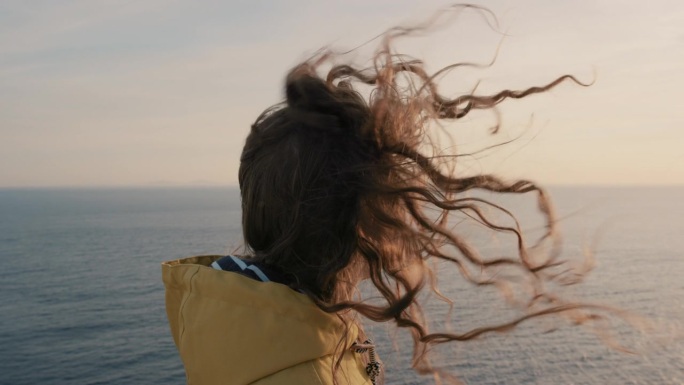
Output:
[[162, 255, 359, 385]]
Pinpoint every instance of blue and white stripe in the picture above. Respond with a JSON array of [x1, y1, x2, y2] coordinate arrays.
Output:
[[211, 255, 271, 282]]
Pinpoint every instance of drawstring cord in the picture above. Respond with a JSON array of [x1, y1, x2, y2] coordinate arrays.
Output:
[[351, 339, 381, 385]]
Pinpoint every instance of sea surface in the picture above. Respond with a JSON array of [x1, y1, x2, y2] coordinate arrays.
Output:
[[0, 186, 682, 385]]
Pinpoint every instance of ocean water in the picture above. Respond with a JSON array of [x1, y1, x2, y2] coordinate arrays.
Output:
[[0, 186, 682, 385]]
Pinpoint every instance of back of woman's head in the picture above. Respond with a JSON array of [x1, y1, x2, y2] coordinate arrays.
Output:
[[237, 6, 618, 383], [239, 65, 377, 299]]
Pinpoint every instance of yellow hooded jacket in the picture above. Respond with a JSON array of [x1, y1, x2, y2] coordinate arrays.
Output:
[[162, 255, 372, 385]]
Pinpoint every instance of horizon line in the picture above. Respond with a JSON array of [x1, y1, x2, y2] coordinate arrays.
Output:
[[1, 183, 683, 191]]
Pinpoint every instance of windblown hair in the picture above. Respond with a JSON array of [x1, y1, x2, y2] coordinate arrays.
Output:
[[238, 6, 611, 384]]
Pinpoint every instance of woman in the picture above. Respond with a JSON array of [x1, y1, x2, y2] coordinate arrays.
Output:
[[162, 8, 603, 385]]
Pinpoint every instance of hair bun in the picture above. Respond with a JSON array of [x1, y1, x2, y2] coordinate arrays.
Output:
[[285, 65, 370, 136], [286, 67, 338, 112], [284, 69, 345, 133]]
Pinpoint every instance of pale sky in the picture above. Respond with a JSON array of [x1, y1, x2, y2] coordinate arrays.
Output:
[[1, 0, 683, 188]]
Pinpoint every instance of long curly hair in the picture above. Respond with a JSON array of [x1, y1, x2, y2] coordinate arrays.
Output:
[[238, 5, 614, 384]]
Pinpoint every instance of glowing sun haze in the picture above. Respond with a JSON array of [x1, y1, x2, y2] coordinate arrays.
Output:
[[1, 0, 682, 188]]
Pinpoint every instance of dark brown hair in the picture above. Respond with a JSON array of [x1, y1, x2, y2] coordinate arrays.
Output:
[[238, 6, 613, 384]]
